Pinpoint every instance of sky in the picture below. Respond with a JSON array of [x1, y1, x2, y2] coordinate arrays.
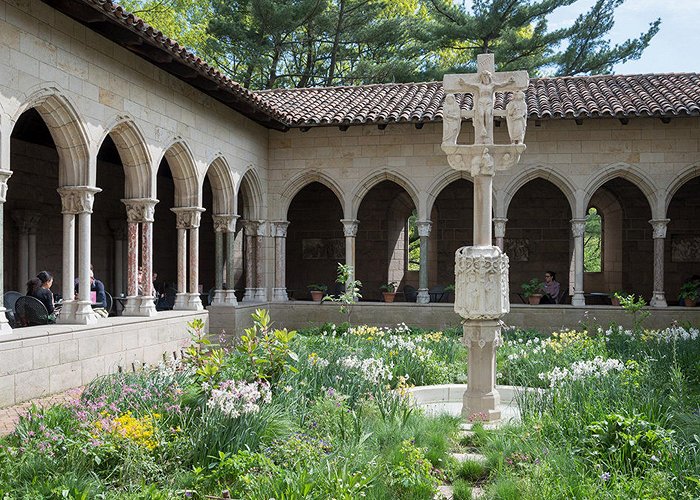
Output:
[[547, 0, 699, 75]]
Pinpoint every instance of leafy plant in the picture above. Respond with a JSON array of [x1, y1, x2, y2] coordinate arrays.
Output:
[[307, 283, 328, 292], [323, 263, 362, 324], [679, 281, 700, 301], [182, 318, 229, 387], [617, 294, 651, 332], [521, 278, 544, 298], [380, 281, 398, 293]]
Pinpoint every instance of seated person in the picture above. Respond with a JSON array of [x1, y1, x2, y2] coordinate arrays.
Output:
[[26, 270, 57, 322], [138, 267, 159, 297], [540, 271, 560, 304], [74, 269, 106, 308]]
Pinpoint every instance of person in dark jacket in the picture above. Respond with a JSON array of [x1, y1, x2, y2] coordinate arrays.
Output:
[[26, 270, 56, 321]]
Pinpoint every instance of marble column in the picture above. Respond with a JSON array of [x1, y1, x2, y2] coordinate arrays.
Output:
[[57, 186, 101, 325], [11, 210, 41, 289], [271, 221, 289, 302], [122, 199, 158, 316], [493, 217, 507, 251], [212, 214, 239, 306], [570, 218, 587, 307], [416, 220, 432, 304], [341, 219, 359, 294], [649, 218, 670, 308], [0, 169, 13, 333], [171, 207, 204, 311], [254, 221, 267, 301], [225, 215, 240, 304], [241, 220, 258, 302], [108, 219, 127, 297]]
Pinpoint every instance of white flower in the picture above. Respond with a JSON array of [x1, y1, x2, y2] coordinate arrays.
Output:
[[338, 355, 393, 383], [207, 379, 271, 418]]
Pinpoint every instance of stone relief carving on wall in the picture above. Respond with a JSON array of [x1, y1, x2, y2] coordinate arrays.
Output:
[[504, 238, 529, 261], [302, 238, 345, 260], [672, 236, 700, 262]]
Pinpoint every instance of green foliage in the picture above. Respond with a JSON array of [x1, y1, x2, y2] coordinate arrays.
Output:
[[521, 278, 544, 298], [307, 283, 328, 292], [616, 294, 650, 332], [386, 439, 441, 498], [679, 281, 700, 301], [322, 263, 362, 323], [584, 207, 602, 273], [408, 210, 420, 271], [451, 478, 472, 500], [380, 281, 399, 292], [454, 459, 488, 482], [183, 318, 229, 387]]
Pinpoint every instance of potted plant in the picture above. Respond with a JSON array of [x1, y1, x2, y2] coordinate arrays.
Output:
[[610, 291, 627, 307], [444, 284, 455, 303], [380, 282, 398, 303], [679, 281, 700, 307], [307, 283, 327, 302], [521, 278, 544, 305]]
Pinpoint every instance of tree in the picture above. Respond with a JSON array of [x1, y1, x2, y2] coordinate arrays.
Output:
[[418, 0, 660, 76]]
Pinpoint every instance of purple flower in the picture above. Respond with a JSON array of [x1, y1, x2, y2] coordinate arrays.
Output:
[[601, 472, 611, 481]]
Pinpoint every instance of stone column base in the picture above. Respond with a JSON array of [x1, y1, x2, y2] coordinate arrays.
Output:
[[254, 288, 267, 301], [211, 289, 227, 305], [650, 292, 667, 308], [138, 297, 158, 316], [0, 311, 13, 333], [122, 297, 141, 316], [224, 290, 238, 306], [187, 293, 204, 311], [272, 288, 288, 302], [571, 292, 586, 307], [417, 289, 430, 304], [462, 320, 501, 422], [173, 293, 190, 310], [58, 301, 98, 325], [241, 288, 258, 302]]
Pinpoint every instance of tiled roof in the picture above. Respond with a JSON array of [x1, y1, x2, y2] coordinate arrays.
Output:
[[256, 73, 700, 127]]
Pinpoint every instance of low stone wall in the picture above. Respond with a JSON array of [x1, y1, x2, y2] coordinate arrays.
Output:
[[0, 311, 207, 408]]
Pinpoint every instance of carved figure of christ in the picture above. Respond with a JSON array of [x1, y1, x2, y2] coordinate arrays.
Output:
[[443, 54, 528, 145]]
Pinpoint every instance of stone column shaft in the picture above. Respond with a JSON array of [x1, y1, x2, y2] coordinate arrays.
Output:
[[341, 219, 359, 294], [213, 214, 238, 306], [650, 218, 670, 308], [416, 220, 432, 304], [171, 207, 204, 311], [215, 231, 224, 290], [474, 175, 492, 247], [122, 199, 157, 316], [28, 233, 37, 279], [242, 220, 257, 302], [141, 222, 153, 298], [12, 210, 41, 288], [17, 230, 28, 288], [254, 221, 267, 301], [0, 170, 12, 333], [61, 213, 75, 309], [126, 222, 139, 297], [271, 221, 289, 302], [493, 217, 507, 252], [177, 228, 187, 295], [189, 226, 199, 295], [571, 219, 586, 307]]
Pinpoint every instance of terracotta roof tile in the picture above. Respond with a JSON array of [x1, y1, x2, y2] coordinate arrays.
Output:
[[256, 73, 700, 127]]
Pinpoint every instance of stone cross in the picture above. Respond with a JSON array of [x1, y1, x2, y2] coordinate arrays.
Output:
[[441, 53, 528, 422]]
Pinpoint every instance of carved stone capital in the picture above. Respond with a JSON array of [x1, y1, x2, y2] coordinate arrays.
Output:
[[12, 210, 41, 233], [212, 214, 239, 233], [417, 220, 432, 238], [649, 218, 670, 239], [493, 217, 508, 239], [0, 169, 12, 203], [270, 220, 290, 238], [108, 219, 128, 240], [241, 220, 258, 235], [454, 246, 510, 320], [463, 321, 503, 349], [255, 220, 268, 237], [122, 198, 158, 223], [341, 219, 359, 238], [57, 186, 101, 214], [570, 218, 587, 239], [171, 207, 205, 229]]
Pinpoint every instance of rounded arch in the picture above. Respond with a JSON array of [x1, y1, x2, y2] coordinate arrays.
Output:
[[157, 137, 200, 207], [502, 165, 577, 216], [584, 163, 658, 216], [425, 169, 486, 219], [280, 170, 345, 219], [665, 162, 700, 212], [11, 86, 90, 186], [97, 116, 152, 198], [351, 169, 420, 219], [204, 154, 236, 214], [238, 167, 264, 220]]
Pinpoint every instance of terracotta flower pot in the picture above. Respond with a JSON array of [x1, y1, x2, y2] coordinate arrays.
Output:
[[382, 292, 396, 303], [684, 298, 697, 307], [310, 290, 324, 302], [528, 294, 542, 305], [610, 297, 620, 307]]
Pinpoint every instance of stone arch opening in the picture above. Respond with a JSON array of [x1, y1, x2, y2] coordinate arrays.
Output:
[[506, 178, 572, 303], [281, 171, 345, 219], [285, 182, 344, 300], [351, 170, 419, 220], [356, 180, 417, 301], [99, 118, 152, 199], [585, 189, 623, 295], [666, 176, 700, 303]]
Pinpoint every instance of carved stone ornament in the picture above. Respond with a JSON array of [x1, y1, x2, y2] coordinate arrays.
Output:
[[493, 218, 508, 239], [255, 220, 268, 237], [0, 169, 12, 203], [12, 210, 41, 233], [570, 219, 587, 239], [212, 214, 239, 233], [171, 207, 205, 229], [122, 198, 158, 223], [417, 220, 432, 238], [341, 219, 359, 238], [463, 321, 504, 349], [57, 186, 101, 214], [271, 220, 290, 238], [649, 218, 670, 239], [505, 90, 527, 145], [241, 220, 258, 235], [454, 246, 510, 320]]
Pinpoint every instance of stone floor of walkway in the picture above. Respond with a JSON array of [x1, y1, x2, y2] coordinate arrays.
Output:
[[0, 387, 84, 437]]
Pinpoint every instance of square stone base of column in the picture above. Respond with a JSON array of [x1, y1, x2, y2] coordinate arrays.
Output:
[[462, 320, 501, 422], [650, 292, 667, 307], [242, 288, 258, 302], [0, 313, 13, 333], [60, 301, 98, 325], [211, 290, 227, 306], [224, 290, 239, 306], [123, 297, 141, 316], [417, 289, 430, 304], [571, 292, 586, 307], [173, 293, 190, 310], [187, 293, 204, 311], [254, 288, 267, 301], [272, 288, 289, 302], [138, 297, 158, 316]]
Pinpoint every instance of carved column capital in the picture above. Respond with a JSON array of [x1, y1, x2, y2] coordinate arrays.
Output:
[[12, 210, 42, 234], [171, 207, 205, 229], [649, 218, 670, 239], [341, 219, 359, 238], [417, 220, 432, 237], [212, 214, 239, 233], [122, 198, 158, 223], [57, 186, 101, 214], [255, 220, 268, 237], [241, 219, 258, 235], [570, 218, 587, 239], [493, 217, 508, 239], [270, 220, 290, 238], [0, 169, 12, 203]]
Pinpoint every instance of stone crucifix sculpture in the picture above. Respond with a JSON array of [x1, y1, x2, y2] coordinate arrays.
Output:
[[441, 53, 528, 421]]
